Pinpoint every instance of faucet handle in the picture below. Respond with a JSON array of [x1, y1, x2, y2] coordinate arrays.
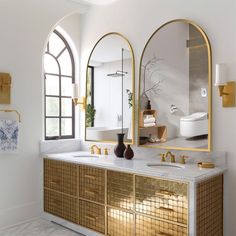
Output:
[[104, 148, 109, 155], [159, 153, 166, 162], [179, 155, 189, 164], [90, 146, 94, 154]]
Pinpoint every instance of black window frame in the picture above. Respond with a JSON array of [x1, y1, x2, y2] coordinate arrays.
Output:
[[44, 30, 75, 140]]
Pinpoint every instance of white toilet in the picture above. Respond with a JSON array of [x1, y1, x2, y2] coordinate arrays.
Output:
[[180, 112, 208, 138]]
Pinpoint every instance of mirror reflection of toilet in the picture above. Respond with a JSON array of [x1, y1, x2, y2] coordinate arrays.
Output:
[[180, 112, 208, 138]]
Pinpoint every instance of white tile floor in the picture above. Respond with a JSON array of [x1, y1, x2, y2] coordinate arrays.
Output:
[[0, 219, 83, 236]]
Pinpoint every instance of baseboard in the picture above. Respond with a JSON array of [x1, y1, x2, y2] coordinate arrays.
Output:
[[0, 201, 40, 230]]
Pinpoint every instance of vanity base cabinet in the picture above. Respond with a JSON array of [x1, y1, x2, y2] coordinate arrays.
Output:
[[196, 175, 223, 236], [43, 159, 223, 236]]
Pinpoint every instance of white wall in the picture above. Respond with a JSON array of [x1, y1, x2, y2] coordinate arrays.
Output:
[[0, 0, 87, 229], [80, 0, 236, 235]]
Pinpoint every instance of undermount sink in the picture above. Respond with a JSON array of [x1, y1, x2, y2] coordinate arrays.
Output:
[[146, 163, 184, 169], [73, 155, 99, 158]]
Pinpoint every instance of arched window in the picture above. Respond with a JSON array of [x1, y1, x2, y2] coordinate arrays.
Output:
[[44, 30, 75, 140]]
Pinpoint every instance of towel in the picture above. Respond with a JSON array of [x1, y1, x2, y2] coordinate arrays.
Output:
[[143, 122, 156, 127], [0, 119, 19, 152], [144, 117, 156, 124], [144, 115, 154, 119]]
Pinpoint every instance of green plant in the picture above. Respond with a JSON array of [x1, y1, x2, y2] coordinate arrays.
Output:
[[86, 104, 96, 127], [126, 89, 133, 108]]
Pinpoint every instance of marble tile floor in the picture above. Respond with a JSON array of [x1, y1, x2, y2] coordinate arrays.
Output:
[[0, 219, 83, 236]]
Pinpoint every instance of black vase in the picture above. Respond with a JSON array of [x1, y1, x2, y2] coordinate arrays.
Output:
[[124, 144, 134, 160], [114, 133, 126, 158]]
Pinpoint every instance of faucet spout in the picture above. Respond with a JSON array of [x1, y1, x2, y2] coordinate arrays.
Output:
[[164, 151, 175, 163], [90, 145, 101, 155]]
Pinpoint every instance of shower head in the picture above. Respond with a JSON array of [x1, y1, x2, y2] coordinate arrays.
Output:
[[106, 70, 128, 77]]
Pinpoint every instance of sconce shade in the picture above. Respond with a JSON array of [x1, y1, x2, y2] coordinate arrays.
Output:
[[72, 83, 79, 98], [215, 64, 227, 86]]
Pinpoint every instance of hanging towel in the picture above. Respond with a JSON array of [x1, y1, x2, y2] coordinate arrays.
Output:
[[0, 119, 19, 152]]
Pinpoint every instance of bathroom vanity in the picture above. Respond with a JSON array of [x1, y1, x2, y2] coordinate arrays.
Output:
[[43, 152, 224, 236]]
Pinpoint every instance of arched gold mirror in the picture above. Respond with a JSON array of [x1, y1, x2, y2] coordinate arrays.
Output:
[[138, 19, 212, 151], [85, 32, 135, 143]]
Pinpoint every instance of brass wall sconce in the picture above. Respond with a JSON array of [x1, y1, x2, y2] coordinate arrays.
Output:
[[0, 73, 11, 104], [72, 83, 86, 109], [215, 64, 235, 107]]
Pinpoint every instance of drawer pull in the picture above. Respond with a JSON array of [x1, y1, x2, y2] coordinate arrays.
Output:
[[156, 189, 175, 196], [157, 232, 172, 236], [157, 207, 174, 213], [84, 174, 96, 180], [85, 214, 98, 221], [50, 179, 60, 185], [85, 189, 97, 195]]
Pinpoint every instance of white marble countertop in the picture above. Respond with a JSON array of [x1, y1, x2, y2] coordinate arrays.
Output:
[[44, 151, 226, 183]]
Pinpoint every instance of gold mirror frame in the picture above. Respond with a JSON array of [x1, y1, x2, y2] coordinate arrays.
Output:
[[138, 19, 212, 152], [85, 32, 135, 144]]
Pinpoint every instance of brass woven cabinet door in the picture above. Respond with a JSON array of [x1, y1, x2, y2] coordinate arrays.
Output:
[[79, 199, 105, 234], [44, 159, 77, 196], [196, 175, 223, 236], [44, 189, 77, 223], [79, 165, 105, 204], [135, 176, 188, 225], [107, 207, 134, 236], [136, 214, 188, 236], [107, 170, 134, 210]]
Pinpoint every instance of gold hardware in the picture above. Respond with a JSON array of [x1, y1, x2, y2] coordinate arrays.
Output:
[[73, 97, 86, 109], [217, 81, 235, 107], [0, 73, 11, 104], [50, 180, 60, 185], [164, 151, 175, 163], [179, 155, 189, 164], [157, 206, 174, 213], [157, 232, 172, 236], [90, 144, 101, 155], [104, 148, 109, 155], [0, 109, 21, 122], [85, 189, 97, 195], [159, 153, 166, 162], [84, 174, 96, 180], [156, 189, 175, 196], [85, 214, 98, 221]]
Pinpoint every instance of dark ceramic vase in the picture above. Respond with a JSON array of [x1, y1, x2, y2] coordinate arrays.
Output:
[[114, 133, 126, 158], [124, 144, 134, 160]]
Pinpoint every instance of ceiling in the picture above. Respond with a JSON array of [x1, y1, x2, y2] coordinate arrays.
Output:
[[69, 0, 119, 5]]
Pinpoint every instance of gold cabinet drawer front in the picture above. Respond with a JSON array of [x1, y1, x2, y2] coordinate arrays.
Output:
[[107, 207, 134, 236], [44, 189, 77, 223], [135, 176, 188, 225], [136, 214, 188, 236], [79, 165, 105, 203], [44, 159, 77, 196], [107, 170, 134, 210], [79, 199, 105, 234]]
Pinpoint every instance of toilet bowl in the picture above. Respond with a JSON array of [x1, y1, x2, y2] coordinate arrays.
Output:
[[180, 112, 208, 138]]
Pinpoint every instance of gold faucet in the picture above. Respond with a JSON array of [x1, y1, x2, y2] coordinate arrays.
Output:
[[164, 151, 175, 163], [90, 145, 101, 155]]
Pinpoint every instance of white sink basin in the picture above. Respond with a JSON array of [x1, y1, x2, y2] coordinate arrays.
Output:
[[146, 163, 184, 169], [73, 155, 99, 158]]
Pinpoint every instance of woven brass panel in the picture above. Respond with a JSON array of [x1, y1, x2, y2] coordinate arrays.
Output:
[[44, 159, 77, 196], [136, 214, 188, 236], [196, 175, 223, 236], [79, 165, 105, 204], [135, 176, 188, 225], [79, 199, 105, 234], [107, 207, 134, 236], [44, 189, 77, 223], [107, 170, 134, 210]]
